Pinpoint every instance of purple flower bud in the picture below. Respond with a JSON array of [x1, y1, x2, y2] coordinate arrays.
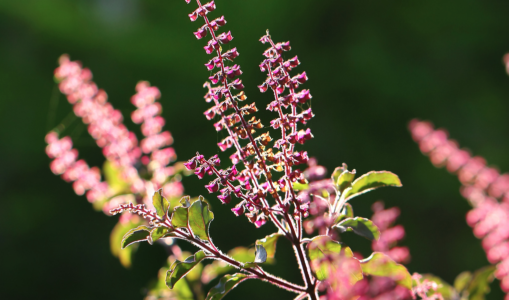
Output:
[[204, 44, 215, 54], [203, 1, 216, 12], [254, 217, 267, 228], [223, 47, 239, 61], [209, 154, 220, 166], [194, 27, 208, 39], [293, 72, 308, 84], [294, 89, 311, 104], [217, 192, 231, 204], [277, 41, 291, 51], [184, 158, 197, 170], [229, 78, 244, 90], [231, 203, 245, 216], [214, 15, 226, 26], [204, 107, 216, 120], [205, 179, 220, 193], [258, 82, 268, 93], [217, 31, 233, 44], [188, 10, 199, 22], [213, 120, 223, 132], [218, 137, 233, 151], [234, 185, 243, 197], [259, 34, 270, 44], [230, 153, 240, 165], [195, 166, 207, 179], [224, 64, 242, 79]]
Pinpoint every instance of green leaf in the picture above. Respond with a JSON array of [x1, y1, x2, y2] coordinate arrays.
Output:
[[331, 163, 349, 186], [121, 225, 151, 249], [152, 189, 170, 218], [188, 196, 214, 241], [307, 235, 359, 281], [150, 227, 175, 244], [255, 233, 284, 260], [334, 217, 380, 241], [110, 219, 142, 268], [292, 182, 309, 191], [243, 245, 267, 268], [335, 169, 356, 193], [205, 273, 249, 300], [103, 160, 130, 194], [467, 266, 495, 300], [335, 203, 354, 223], [361, 252, 412, 290], [454, 271, 472, 293], [172, 206, 189, 228], [342, 171, 402, 201], [166, 250, 208, 289]]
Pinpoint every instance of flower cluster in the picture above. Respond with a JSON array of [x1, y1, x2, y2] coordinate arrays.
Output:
[[48, 55, 184, 212], [183, 0, 313, 229], [410, 119, 509, 296], [45, 131, 110, 202]]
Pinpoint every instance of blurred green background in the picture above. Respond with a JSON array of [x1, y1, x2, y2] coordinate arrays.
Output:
[[1, 0, 509, 299]]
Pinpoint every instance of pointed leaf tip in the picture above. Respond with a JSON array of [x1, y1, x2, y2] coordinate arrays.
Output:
[[121, 225, 151, 249], [343, 171, 402, 201], [205, 273, 249, 300], [153, 189, 169, 218], [166, 250, 208, 289]]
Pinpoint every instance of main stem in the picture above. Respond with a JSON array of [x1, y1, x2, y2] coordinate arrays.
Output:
[[171, 226, 307, 294]]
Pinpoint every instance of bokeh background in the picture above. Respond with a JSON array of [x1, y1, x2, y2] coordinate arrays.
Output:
[[1, 0, 509, 299]]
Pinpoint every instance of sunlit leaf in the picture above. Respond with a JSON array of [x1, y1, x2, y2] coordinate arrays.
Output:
[[188, 196, 214, 241], [166, 250, 208, 289], [255, 233, 284, 260], [292, 182, 309, 191], [103, 160, 130, 194], [343, 171, 402, 201], [331, 163, 348, 186], [121, 225, 151, 249], [360, 252, 412, 290], [334, 217, 380, 241], [467, 266, 495, 300], [243, 244, 267, 268], [110, 219, 142, 268], [335, 169, 356, 194], [307, 235, 359, 281], [172, 206, 189, 228], [454, 271, 472, 293], [150, 227, 175, 244], [153, 189, 169, 218], [205, 273, 249, 300], [335, 203, 354, 223]]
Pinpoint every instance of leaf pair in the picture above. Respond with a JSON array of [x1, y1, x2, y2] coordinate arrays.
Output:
[[331, 164, 402, 203]]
